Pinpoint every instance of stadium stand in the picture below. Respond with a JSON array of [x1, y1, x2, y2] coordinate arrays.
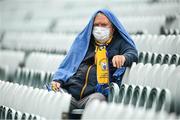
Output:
[[0, 80, 71, 119], [0, 0, 180, 119], [82, 100, 179, 119]]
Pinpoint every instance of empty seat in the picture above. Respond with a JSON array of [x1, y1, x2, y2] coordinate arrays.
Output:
[[155, 54, 165, 64], [133, 35, 180, 54], [123, 85, 135, 105], [25, 52, 65, 72], [108, 82, 119, 103], [170, 54, 180, 65], [130, 85, 144, 107], [117, 84, 129, 103], [137, 86, 152, 108], [82, 99, 177, 120], [137, 63, 152, 86], [150, 52, 158, 65], [2, 32, 75, 54], [156, 89, 173, 113], [0, 20, 51, 32], [162, 54, 172, 64], [157, 64, 169, 89], [0, 50, 25, 81], [172, 66, 180, 115], [145, 88, 161, 110], [14, 67, 53, 89], [0, 66, 9, 81], [0, 81, 71, 119]]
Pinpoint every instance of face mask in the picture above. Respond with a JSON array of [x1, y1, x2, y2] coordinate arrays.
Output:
[[93, 26, 110, 43]]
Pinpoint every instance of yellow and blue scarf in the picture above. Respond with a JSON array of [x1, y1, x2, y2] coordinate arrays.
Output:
[[95, 37, 112, 96]]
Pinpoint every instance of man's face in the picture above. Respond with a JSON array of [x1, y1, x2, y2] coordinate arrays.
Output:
[[93, 13, 114, 35]]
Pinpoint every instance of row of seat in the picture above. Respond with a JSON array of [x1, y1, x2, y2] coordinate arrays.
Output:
[[122, 63, 179, 92], [121, 63, 180, 114], [82, 100, 179, 119], [25, 52, 65, 72], [0, 16, 167, 34], [0, 50, 25, 81], [14, 68, 53, 89], [0, 80, 71, 119], [132, 35, 180, 54], [0, 105, 45, 120], [108, 83, 173, 113], [2, 32, 75, 54], [0, 50, 65, 81], [53, 16, 166, 34], [2, 33, 180, 55], [161, 27, 180, 35], [1, 2, 179, 20], [138, 51, 180, 65]]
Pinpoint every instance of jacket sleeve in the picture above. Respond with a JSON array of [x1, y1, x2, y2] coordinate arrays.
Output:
[[119, 39, 138, 67]]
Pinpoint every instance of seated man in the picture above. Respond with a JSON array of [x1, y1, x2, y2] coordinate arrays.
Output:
[[51, 9, 138, 110]]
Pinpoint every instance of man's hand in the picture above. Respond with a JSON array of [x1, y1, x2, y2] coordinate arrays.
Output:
[[112, 55, 126, 68], [51, 81, 61, 92]]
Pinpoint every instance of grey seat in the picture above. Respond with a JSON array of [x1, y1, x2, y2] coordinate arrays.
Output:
[[0, 50, 25, 81], [117, 84, 129, 103], [170, 54, 180, 65], [144, 52, 153, 64], [145, 88, 161, 110], [156, 89, 173, 113], [0, 81, 71, 119], [25, 52, 65, 73], [123, 85, 135, 105], [0, 65, 9, 81], [130, 85, 144, 107], [121, 67, 130, 84], [162, 54, 172, 64], [150, 52, 158, 65], [172, 66, 180, 115], [14, 67, 53, 88], [138, 51, 146, 63], [0, 106, 5, 120], [108, 82, 120, 103], [155, 53, 165, 64], [137, 86, 151, 108], [6, 108, 16, 120]]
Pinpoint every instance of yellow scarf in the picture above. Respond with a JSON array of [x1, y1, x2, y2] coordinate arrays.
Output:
[[95, 36, 112, 84]]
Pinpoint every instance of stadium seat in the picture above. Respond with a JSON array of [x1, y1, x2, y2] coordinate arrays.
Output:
[[137, 86, 151, 108], [13, 68, 53, 88], [130, 85, 143, 107], [172, 66, 180, 115], [0, 65, 9, 81], [2, 32, 75, 54], [0, 81, 71, 119], [117, 84, 129, 103], [0, 50, 25, 81], [170, 54, 180, 65], [150, 52, 158, 65], [145, 88, 161, 110], [162, 54, 171, 64], [25, 52, 65, 72], [157, 64, 169, 89], [156, 89, 173, 113], [82, 99, 178, 120], [123, 85, 135, 105], [108, 82, 119, 103]]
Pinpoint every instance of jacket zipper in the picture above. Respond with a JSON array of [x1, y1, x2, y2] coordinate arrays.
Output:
[[80, 65, 93, 99]]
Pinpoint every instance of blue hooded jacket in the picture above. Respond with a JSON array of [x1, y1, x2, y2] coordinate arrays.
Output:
[[52, 9, 137, 83]]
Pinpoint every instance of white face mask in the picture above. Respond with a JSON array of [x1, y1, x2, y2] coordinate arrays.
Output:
[[93, 26, 110, 43]]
